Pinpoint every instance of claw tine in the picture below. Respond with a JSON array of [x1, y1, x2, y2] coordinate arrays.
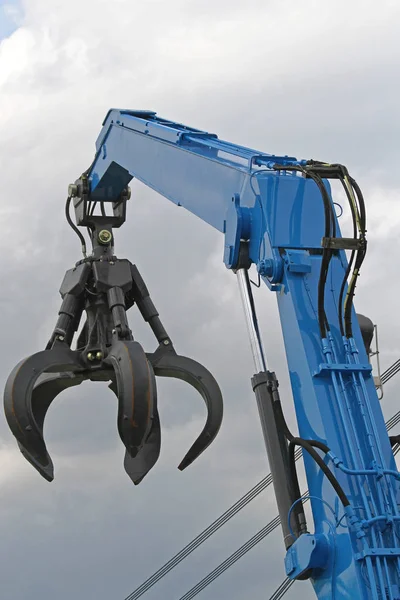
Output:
[[123, 411, 161, 485], [105, 340, 158, 460], [147, 350, 223, 471], [3, 347, 85, 481]]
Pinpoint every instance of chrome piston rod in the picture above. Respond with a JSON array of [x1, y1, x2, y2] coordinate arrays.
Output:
[[236, 268, 267, 373]]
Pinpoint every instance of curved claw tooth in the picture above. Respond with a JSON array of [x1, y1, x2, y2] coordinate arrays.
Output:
[[123, 411, 161, 485], [108, 375, 161, 485], [3, 347, 86, 481], [104, 340, 157, 462], [147, 347, 223, 471]]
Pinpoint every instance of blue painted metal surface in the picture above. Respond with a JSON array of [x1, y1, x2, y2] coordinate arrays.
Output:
[[86, 109, 400, 599], [285, 533, 330, 579]]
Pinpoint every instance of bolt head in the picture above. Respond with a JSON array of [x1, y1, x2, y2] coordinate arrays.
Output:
[[87, 352, 95, 361], [98, 229, 112, 244], [96, 351, 103, 360], [257, 258, 274, 278], [163, 339, 170, 345]]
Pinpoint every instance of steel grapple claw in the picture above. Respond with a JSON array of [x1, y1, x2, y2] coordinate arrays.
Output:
[[3, 232, 223, 484], [4, 345, 86, 481], [147, 344, 223, 471], [105, 339, 161, 484]]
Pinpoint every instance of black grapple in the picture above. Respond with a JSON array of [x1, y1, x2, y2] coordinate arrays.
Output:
[[3, 184, 223, 484]]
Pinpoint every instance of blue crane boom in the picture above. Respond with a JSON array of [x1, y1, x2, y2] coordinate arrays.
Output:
[[4, 108, 400, 600]]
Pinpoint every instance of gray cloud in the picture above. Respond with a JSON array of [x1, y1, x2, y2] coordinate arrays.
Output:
[[0, 1, 400, 599]]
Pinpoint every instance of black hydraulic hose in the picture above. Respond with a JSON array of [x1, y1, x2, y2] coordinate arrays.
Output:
[[338, 247, 356, 337], [305, 170, 335, 338], [289, 437, 349, 506], [273, 164, 334, 338], [340, 173, 367, 338], [349, 175, 366, 232], [337, 173, 358, 337], [273, 396, 347, 518], [65, 196, 87, 256], [273, 396, 329, 454], [344, 245, 366, 338]]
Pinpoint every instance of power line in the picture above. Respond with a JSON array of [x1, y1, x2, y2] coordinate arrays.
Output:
[[386, 410, 400, 431], [177, 516, 281, 600], [269, 577, 295, 600], [381, 359, 400, 385], [122, 447, 298, 600], [123, 360, 400, 600], [176, 494, 309, 600]]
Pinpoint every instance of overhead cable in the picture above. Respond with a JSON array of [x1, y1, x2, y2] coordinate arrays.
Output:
[[269, 577, 295, 600], [177, 515, 282, 600], [176, 494, 309, 600], [381, 359, 400, 386], [123, 449, 298, 600]]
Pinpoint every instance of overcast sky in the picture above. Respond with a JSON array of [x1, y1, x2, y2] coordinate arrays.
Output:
[[1, 1, 400, 599]]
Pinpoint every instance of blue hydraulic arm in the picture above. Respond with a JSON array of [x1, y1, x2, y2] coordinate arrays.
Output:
[[73, 109, 400, 600], [5, 109, 400, 600]]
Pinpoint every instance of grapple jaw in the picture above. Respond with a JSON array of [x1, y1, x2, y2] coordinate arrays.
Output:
[[4, 348, 86, 481], [106, 338, 160, 484], [147, 344, 223, 472], [3, 230, 223, 484]]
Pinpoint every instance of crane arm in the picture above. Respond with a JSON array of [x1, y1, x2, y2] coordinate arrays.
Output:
[[72, 109, 400, 600], [86, 108, 280, 231], [80, 109, 323, 271], [5, 108, 400, 600]]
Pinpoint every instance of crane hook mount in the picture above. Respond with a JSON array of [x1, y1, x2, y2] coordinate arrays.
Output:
[[3, 192, 223, 484]]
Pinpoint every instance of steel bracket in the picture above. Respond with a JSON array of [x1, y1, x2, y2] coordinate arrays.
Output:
[[223, 193, 251, 270], [285, 533, 330, 580], [313, 363, 372, 377], [284, 250, 312, 274]]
